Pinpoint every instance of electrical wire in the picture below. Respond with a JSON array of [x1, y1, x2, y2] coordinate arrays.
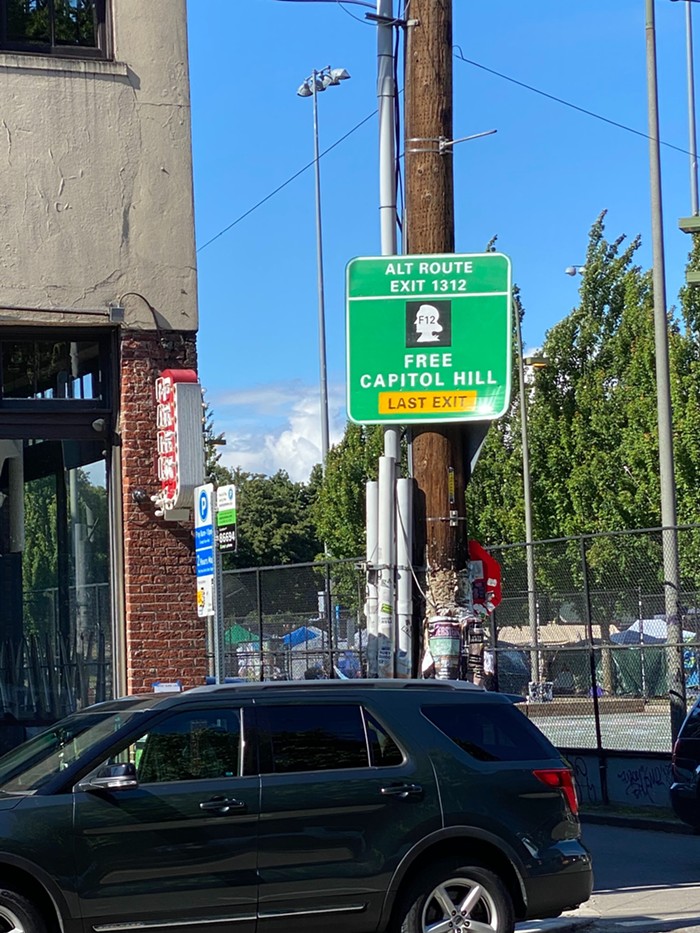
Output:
[[200, 38, 696, 255], [272, 0, 374, 5], [394, 15, 404, 245], [338, 2, 373, 24], [197, 109, 377, 253], [453, 45, 695, 158]]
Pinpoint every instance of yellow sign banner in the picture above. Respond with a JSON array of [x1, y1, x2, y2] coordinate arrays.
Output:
[[378, 390, 478, 415]]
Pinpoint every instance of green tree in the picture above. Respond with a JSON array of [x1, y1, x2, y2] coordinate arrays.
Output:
[[23, 475, 58, 635], [529, 218, 656, 537], [468, 213, 700, 635], [465, 288, 525, 547], [203, 400, 230, 487], [224, 468, 321, 568], [313, 423, 385, 559]]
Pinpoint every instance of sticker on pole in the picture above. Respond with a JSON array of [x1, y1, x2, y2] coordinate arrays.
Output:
[[346, 253, 512, 424]]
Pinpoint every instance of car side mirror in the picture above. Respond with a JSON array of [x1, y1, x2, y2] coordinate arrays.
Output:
[[77, 762, 139, 793]]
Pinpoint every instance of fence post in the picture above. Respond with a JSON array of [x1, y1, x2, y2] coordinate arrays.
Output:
[[580, 535, 608, 805], [256, 569, 264, 682], [326, 562, 334, 677], [490, 608, 499, 694]]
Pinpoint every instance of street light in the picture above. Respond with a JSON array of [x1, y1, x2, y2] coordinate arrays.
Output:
[[297, 65, 351, 470], [646, 0, 686, 741], [670, 0, 699, 213], [564, 265, 586, 276]]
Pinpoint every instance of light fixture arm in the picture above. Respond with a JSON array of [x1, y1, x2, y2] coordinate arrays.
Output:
[[406, 128, 497, 155], [439, 129, 498, 153]]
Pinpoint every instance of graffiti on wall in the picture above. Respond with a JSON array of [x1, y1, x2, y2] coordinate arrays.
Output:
[[570, 755, 600, 806], [614, 761, 671, 805]]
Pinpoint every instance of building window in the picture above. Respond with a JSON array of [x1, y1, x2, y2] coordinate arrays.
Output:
[[0, 0, 108, 58], [0, 332, 113, 410]]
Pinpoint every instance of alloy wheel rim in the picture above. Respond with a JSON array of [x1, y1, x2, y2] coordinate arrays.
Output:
[[0, 905, 25, 933], [421, 875, 499, 933]]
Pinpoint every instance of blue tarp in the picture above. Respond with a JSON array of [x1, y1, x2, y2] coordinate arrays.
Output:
[[282, 626, 320, 648]]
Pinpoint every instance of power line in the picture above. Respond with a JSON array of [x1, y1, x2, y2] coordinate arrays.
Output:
[[198, 48, 694, 254], [197, 109, 377, 253], [453, 46, 694, 158]]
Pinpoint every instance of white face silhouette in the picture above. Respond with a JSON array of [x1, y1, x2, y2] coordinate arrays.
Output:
[[414, 304, 443, 343]]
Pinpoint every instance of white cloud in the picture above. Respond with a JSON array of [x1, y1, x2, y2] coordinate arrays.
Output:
[[212, 380, 346, 483]]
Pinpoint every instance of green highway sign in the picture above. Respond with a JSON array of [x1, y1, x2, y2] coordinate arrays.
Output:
[[346, 252, 512, 424]]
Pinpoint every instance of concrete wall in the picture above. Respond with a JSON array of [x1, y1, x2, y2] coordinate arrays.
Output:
[[0, 0, 197, 332], [565, 749, 673, 810]]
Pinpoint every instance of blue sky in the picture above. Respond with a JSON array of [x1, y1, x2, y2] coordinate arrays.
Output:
[[188, 0, 696, 482]]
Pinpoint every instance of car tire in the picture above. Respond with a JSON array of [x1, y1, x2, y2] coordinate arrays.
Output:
[[397, 859, 515, 933], [0, 889, 47, 933]]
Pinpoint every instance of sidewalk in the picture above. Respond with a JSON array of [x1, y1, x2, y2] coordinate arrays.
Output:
[[580, 804, 695, 834], [514, 806, 693, 932], [517, 920, 594, 933]]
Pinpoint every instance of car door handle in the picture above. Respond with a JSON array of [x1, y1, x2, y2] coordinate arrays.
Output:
[[380, 783, 423, 799], [199, 796, 247, 814]]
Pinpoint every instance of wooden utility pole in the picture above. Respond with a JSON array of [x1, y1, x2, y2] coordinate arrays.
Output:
[[405, 0, 471, 669]]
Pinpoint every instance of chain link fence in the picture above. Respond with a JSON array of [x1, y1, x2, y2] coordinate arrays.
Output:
[[221, 560, 367, 682], [220, 527, 700, 754], [488, 526, 700, 753]]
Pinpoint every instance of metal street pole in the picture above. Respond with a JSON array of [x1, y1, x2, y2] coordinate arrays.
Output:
[[645, 0, 686, 740], [311, 71, 331, 469], [297, 67, 350, 467], [686, 0, 699, 214], [515, 305, 539, 687], [375, 0, 401, 677]]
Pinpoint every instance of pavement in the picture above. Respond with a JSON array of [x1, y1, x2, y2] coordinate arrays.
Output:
[[579, 805, 695, 835], [515, 807, 695, 933]]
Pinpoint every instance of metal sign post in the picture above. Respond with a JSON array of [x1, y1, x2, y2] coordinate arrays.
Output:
[[195, 483, 225, 683], [212, 538, 225, 684]]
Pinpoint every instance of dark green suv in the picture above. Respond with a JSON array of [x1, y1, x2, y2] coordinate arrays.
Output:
[[0, 680, 591, 933]]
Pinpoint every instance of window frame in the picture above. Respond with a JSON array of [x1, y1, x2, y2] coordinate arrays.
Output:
[[0, 327, 116, 417], [255, 702, 406, 776], [73, 706, 253, 790], [421, 700, 556, 763], [0, 0, 111, 60]]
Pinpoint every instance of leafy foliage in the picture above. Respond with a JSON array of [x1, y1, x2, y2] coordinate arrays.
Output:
[[221, 467, 321, 569], [312, 424, 385, 559]]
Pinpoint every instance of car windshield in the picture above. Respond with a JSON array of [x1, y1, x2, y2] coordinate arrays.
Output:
[[0, 707, 147, 794]]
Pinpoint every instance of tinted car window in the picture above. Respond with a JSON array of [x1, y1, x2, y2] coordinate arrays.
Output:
[[680, 702, 700, 739], [422, 703, 554, 762], [0, 707, 149, 794], [365, 711, 404, 766], [134, 710, 241, 783], [259, 704, 368, 773]]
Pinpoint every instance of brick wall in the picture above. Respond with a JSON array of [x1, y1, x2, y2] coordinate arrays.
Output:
[[120, 330, 207, 694]]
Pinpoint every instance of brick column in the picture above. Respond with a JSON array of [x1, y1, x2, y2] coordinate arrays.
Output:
[[119, 330, 207, 694]]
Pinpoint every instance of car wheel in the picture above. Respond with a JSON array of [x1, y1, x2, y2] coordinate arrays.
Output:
[[0, 889, 47, 933], [398, 860, 515, 933]]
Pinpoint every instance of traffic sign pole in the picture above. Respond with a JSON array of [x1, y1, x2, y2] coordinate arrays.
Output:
[[195, 483, 226, 684], [212, 541, 225, 683]]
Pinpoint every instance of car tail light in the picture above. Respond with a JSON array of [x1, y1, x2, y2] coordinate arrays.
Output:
[[533, 768, 579, 815]]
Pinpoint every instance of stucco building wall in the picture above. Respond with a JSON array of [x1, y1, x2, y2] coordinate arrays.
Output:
[[0, 0, 206, 712], [0, 0, 197, 332]]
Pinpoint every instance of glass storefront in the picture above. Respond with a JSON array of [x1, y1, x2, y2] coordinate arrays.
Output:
[[0, 331, 115, 752]]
